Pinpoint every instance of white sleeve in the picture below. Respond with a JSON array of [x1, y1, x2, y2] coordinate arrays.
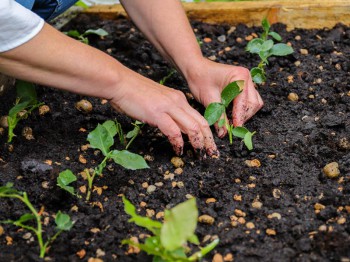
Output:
[[0, 0, 45, 52]]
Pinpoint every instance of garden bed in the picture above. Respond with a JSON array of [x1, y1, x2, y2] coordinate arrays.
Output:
[[0, 9, 350, 262]]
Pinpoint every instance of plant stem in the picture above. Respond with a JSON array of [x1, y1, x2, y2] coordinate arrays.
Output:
[[86, 155, 108, 201]]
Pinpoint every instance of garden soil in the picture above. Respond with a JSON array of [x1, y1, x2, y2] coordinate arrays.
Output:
[[0, 14, 349, 262]]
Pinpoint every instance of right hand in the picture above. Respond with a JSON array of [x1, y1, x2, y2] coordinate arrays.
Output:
[[108, 69, 218, 157]]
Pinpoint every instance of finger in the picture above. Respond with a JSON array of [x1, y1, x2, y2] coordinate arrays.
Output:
[[157, 114, 184, 156]]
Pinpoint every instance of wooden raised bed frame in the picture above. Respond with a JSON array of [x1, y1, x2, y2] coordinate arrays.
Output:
[[85, 0, 350, 31]]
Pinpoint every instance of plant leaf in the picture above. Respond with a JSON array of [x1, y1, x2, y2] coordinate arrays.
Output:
[[261, 40, 274, 52], [262, 18, 270, 33], [16, 81, 37, 104], [160, 198, 198, 251], [65, 30, 81, 38], [109, 150, 149, 170], [87, 123, 114, 156], [55, 211, 73, 231], [250, 67, 266, 84], [244, 131, 256, 150], [0, 183, 18, 195], [269, 32, 282, 41], [232, 126, 249, 139], [270, 43, 294, 56], [57, 170, 77, 195], [8, 101, 30, 118], [122, 196, 162, 234], [102, 120, 118, 138], [221, 81, 242, 108], [204, 103, 225, 126], [246, 38, 264, 54], [16, 213, 35, 224], [84, 28, 109, 37]]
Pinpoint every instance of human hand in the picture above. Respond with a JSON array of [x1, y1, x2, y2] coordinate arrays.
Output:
[[108, 68, 218, 157], [186, 58, 264, 137]]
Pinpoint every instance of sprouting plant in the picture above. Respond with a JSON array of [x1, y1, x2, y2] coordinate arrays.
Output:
[[122, 196, 219, 261], [159, 69, 177, 85], [0, 183, 73, 258], [64, 28, 108, 45], [246, 18, 294, 84], [7, 80, 43, 143], [125, 120, 145, 150], [204, 81, 255, 150], [58, 120, 149, 201]]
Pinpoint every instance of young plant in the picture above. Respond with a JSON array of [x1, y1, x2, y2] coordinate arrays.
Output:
[[246, 18, 294, 84], [64, 28, 108, 45], [159, 69, 177, 85], [125, 120, 145, 150], [204, 81, 255, 150], [7, 80, 43, 143], [58, 120, 149, 201], [122, 196, 219, 261], [0, 183, 73, 258]]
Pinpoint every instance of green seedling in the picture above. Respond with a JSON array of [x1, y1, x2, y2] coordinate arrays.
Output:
[[58, 120, 149, 201], [64, 28, 108, 45], [0, 183, 73, 258], [246, 18, 294, 84], [159, 69, 177, 85], [7, 80, 43, 143], [125, 120, 145, 150], [204, 81, 255, 150], [122, 197, 219, 261]]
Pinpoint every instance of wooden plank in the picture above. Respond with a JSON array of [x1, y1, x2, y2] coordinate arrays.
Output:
[[85, 0, 350, 30]]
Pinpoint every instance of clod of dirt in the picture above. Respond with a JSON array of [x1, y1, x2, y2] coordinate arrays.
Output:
[[0, 116, 8, 128], [76, 99, 93, 113], [171, 156, 184, 168], [21, 126, 34, 140], [323, 162, 340, 178], [20, 159, 53, 174], [198, 214, 215, 225], [39, 105, 50, 115], [338, 137, 350, 149], [288, 92, 299, 102]]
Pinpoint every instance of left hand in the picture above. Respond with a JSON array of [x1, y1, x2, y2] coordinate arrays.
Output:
[[186, 58, 264, 138]]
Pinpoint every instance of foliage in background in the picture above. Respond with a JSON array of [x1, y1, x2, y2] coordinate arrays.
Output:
[[7, 81, 43, 143], [122, 197, 219, 261], [64, 28, 108, 44], [204, 81, 255, 150], [0, 183, 73, 258], [246, 18, 294, 84], [57, 120, 149, 201]]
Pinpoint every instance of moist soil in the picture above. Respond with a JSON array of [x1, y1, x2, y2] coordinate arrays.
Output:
[[0, 14, 349, 262]]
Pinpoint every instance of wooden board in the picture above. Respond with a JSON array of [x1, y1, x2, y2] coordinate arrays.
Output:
[[85, 0, 350, 30]]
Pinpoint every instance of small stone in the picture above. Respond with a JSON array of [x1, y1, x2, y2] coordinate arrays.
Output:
[[339, 138, 350, 149], [22, 232, 32, 240], [155, 182, 163, 187], [323, 162, 340, 178], [142, 182, 149, 188], [345, 206, 350, 214], [309, 94, 315, 99], [246, 222, 255, 229], [79, 154, 87, 164], [0, 226, 4, 236], [143, 155, 154, 162], [156, 212, 164, 219], [208, 55, 216, 61], [203, 37, 212, 43], [318, 225, 327, 232], [335, 63, 342, 70], [247, 183, 256, 188], [238, 217, 246, 224], [77, 249, 86, 259], [76, 99, 92, 113], [96, 249, 105, 258], [140, 201, 147, 208], [206, 198, 217, 204], [231, 221, 238, 227], [268, 213, 282, 220], [39, 105, 50, 115], [176, 181, 185, 188], [295, 35, 301, 41], [213, 253, 224, 262], [41, 181, 49, 189], [80, 144, 90, 151], [171, 157, 184, 168], [314, 203, 326, 211], [266, 229, 276, 235], [227, 26, 236, 35], [185, 194, 194, 199], [245, 35, 253, 41], [174, 167, 183, 175], [0, 116, 8, 128], [245, 159, 261, 167], [146, 209, 155, 218], [217, 35, 226, 42], [198, 215, 215, 225], [252, 201, 263, 209], [223, 253, 234, 261], [234, 209, 246, 217], [287, 75, 294, 83], [294, 61, 301, 66], [88, 258, 103, 262], [22, 126, 34, 140], [272, 189, 282, 199], [288, 92, 299, 102], [300, 49, 308, 55], [233, 195, 242, 201], [147, 185, 156, 194], [6, 236, 13, 245], [90, 228, 100, 233], [337, 217, 346, 224], [236, 37, 243, 43], [224, 46, 231, 52]]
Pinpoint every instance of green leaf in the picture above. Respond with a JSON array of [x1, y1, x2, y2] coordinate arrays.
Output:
[[83, 28, 109, 37], [16, 81, 37, 104], [243, 131, 256, 150], [55, 211, 73, 231], [221, 81, 242, 108], [102, 120, 118, 138], [262, 18, 270, 33], [261, 40, 274, 52], [8, 101, 30, 118], [57, 170, 77, 195], [126, 127, 139, 139], [270, 43, 294, 56], [87, 123, 114, 156], [109, 150, 149, 170], [232, 126, 249, 139], [160, 198, 198, 251], [188, 234, 200, 245], [269, 31, 282, 41], [16, 213, 35, 224], [0, 183, 18, 195], [65, 30, 81, 38], [218, 118, 226, 128], [122, 196, 162, 234], [250, 67, 266, 84], [246, 38, 264, 54], [204, 103, 225, 126]]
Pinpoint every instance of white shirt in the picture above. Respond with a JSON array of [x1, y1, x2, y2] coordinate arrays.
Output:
[[0, 0, 44, 52]]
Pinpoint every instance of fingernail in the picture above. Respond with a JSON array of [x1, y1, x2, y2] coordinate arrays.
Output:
[[218, 128, 225, 137]]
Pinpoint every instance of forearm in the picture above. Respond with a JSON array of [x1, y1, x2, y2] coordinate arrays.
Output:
[[120, 0, 204, 81], [0, 23, 125, 100]]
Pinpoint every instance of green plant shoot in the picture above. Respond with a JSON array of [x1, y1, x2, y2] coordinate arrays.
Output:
[[159, 69, 177, 85], [64, 28, 108, 45], [246, 18, 294, 84], [0, 183, 73, 258], [58, 120, 149, 201], [125, 120, 144, 150], [122, 196, 219, 261], [204, 81, 255, 150], [7, 80, 43, 143]]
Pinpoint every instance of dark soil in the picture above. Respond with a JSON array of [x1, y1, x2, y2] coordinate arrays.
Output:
[[0, 14, 349, 262]]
